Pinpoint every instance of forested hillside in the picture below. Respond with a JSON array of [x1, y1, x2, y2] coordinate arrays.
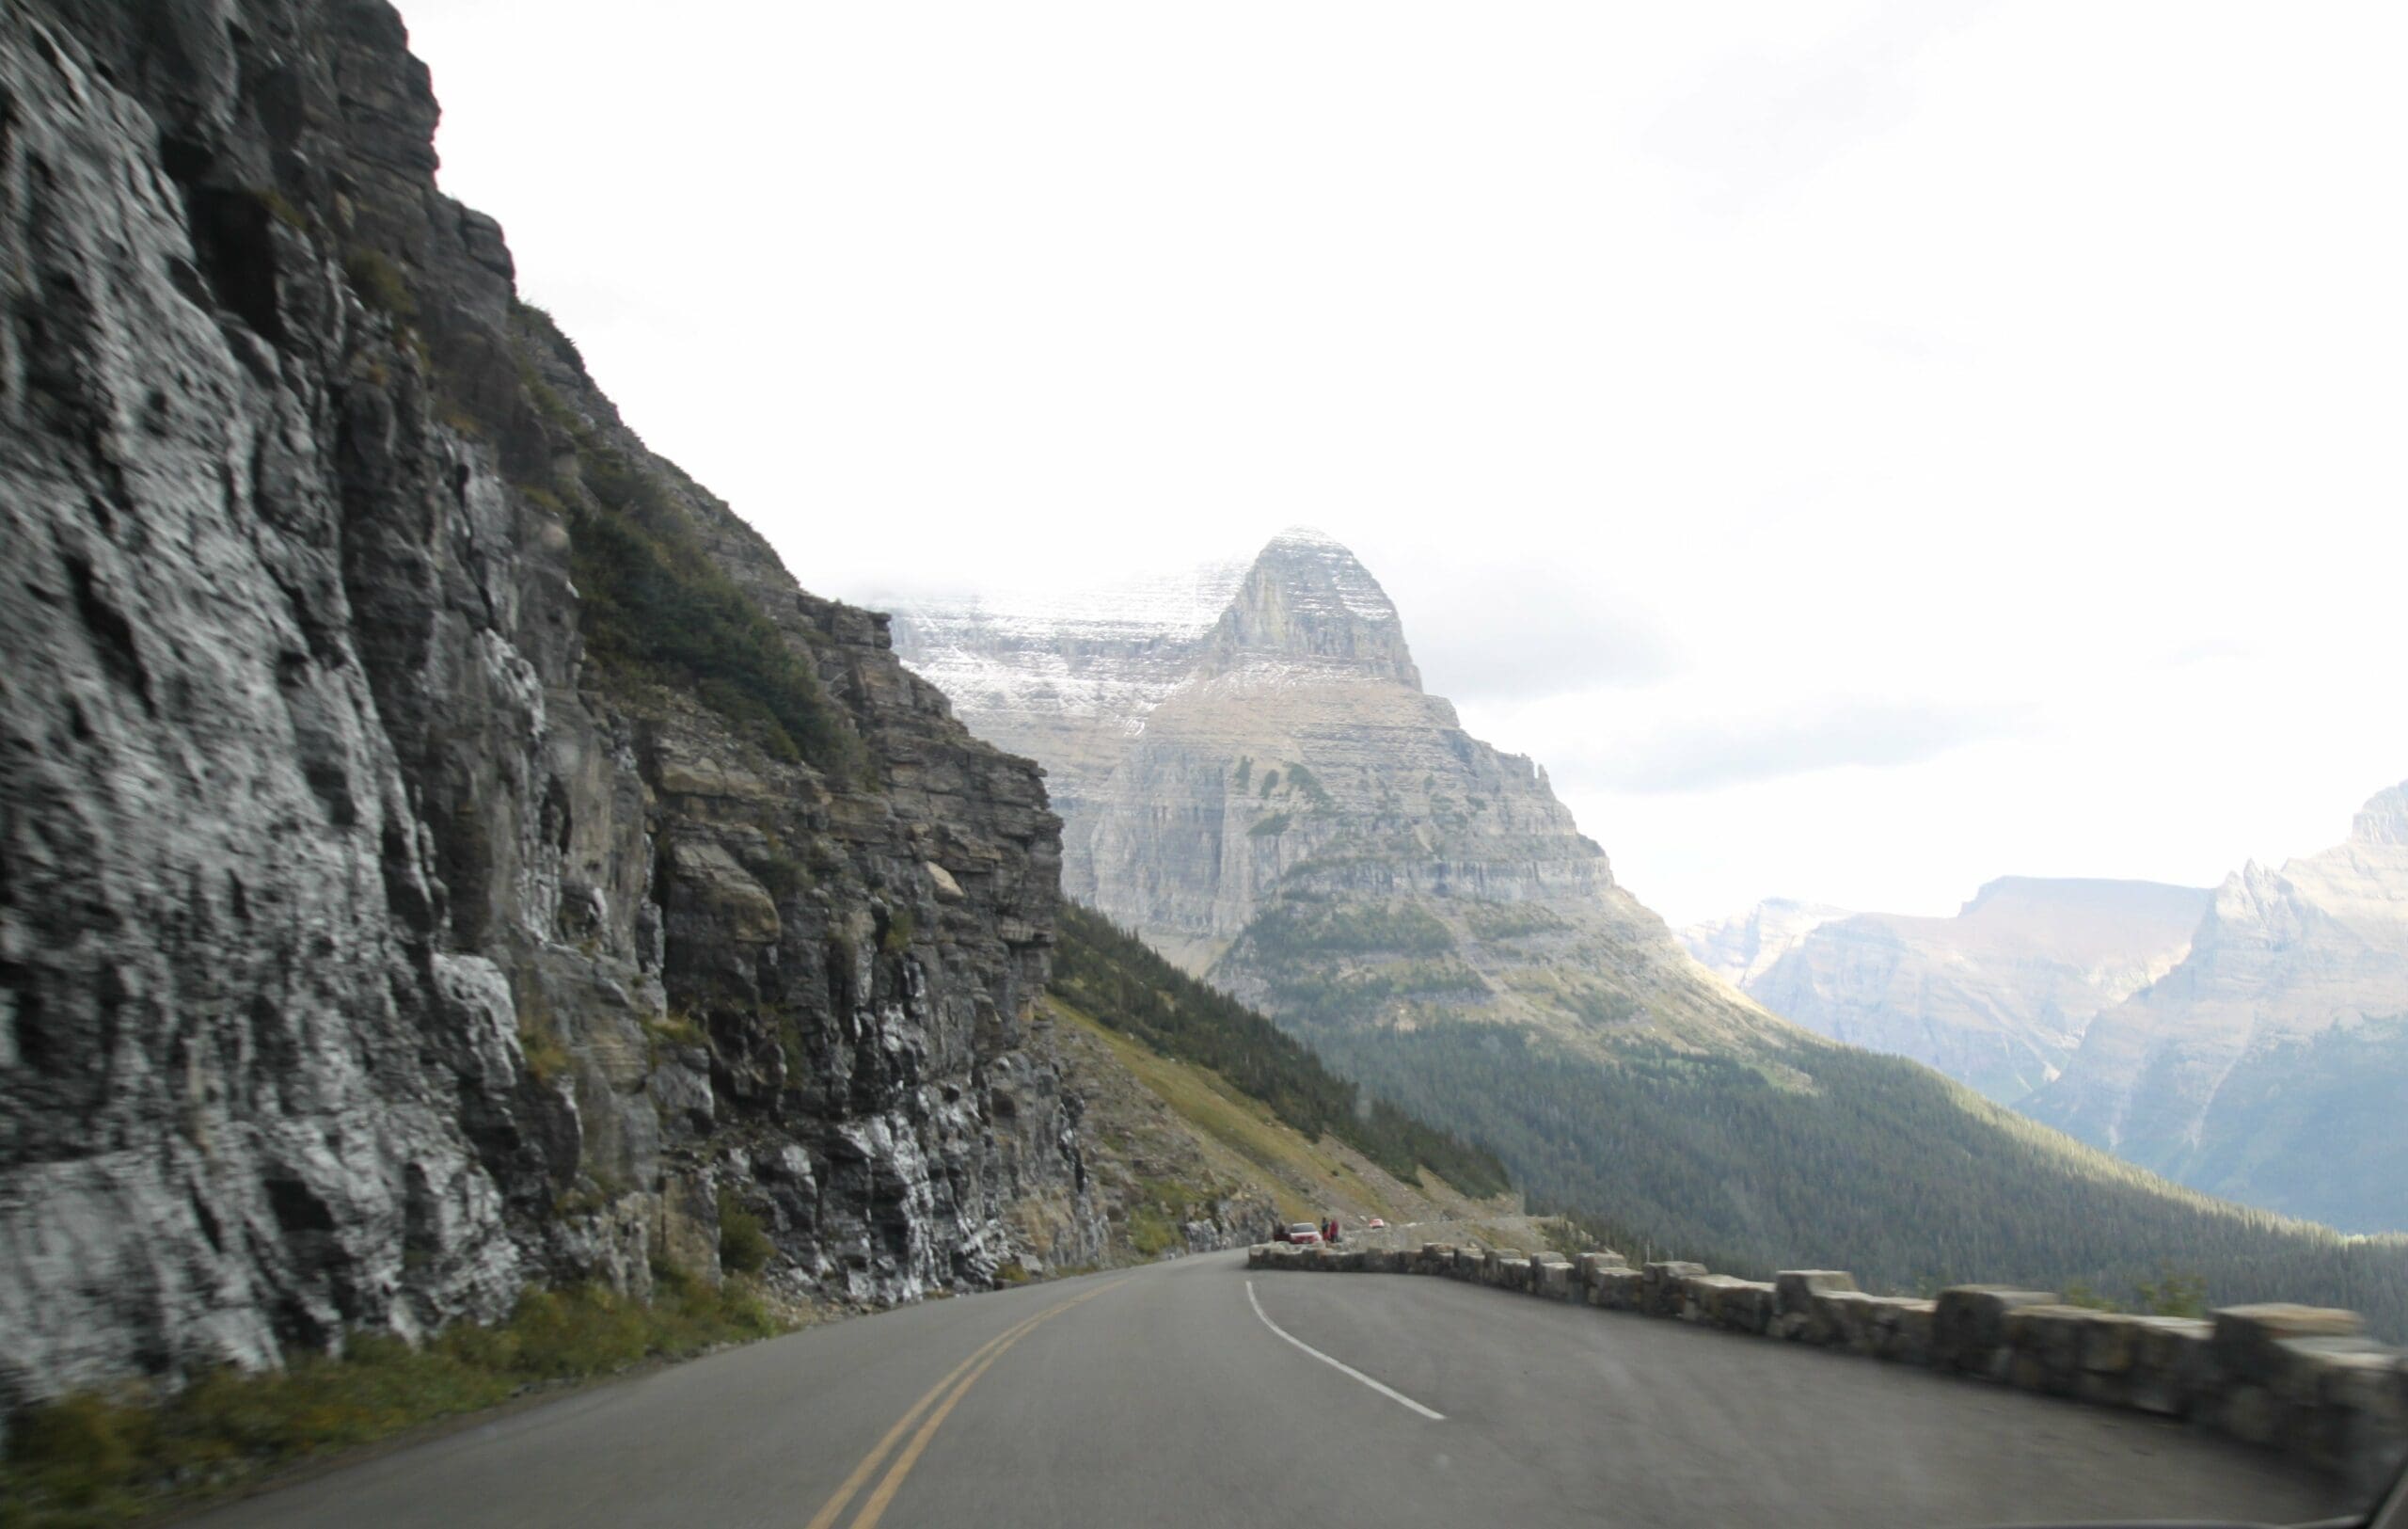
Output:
[[1050, 905, 1511, 1199], [1308, 1021, 2408, 1338]]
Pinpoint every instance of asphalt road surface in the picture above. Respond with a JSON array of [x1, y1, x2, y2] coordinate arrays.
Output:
[[190, 1250, 2353, 1529]]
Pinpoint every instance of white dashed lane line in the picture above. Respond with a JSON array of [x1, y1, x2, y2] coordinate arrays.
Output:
[[1244, 1279, 1447, 1422]]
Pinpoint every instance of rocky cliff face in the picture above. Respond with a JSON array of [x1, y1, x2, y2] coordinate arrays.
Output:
[[2024, 783, 2408, 1230], [892, 531, 1789, 1058], [0, 0, 1098, 1409], [1687, 880, 2212, 1104]]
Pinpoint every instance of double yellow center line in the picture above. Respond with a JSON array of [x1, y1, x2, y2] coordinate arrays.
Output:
[[803, 1279, 1128, 1529]]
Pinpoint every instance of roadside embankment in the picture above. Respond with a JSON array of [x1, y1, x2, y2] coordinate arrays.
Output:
[[1250, 1240, 2408, 1493]]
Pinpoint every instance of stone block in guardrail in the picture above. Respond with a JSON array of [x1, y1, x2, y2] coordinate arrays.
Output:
[[1641, 1261, 1708, 1317], [1532, 1255, 1577, 1300], [1680, 1273, 1776, 1334], [1576, 1250, 1628, 1286], [2115, 1315, 2213, 1416], [1244, 1240, 2405, 1489], [2298, 1347, 2408, 1489], [1483, 1249, 1526, 1291], [2210, 1307, 2382, 1459], [1861, 1297, 1938, 1364], [2214, 1305, 2365, 1384], [1807, 1286, 1921, 1358], [1770, 1270, 1858, 1343], [2003, 1304, 2107, 1395], [1932, 1285, 2060, 1378], [1589, 1267, 1643, 1310]]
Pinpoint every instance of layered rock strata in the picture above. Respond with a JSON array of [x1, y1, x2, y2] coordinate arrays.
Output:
[[0, 0, 1097, 1407]]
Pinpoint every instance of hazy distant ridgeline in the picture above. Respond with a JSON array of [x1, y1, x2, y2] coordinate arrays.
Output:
[[1691, 787, 2408, 1236], [1685, 878, 2213, 1105], [2025, 783, 2408, 1234]]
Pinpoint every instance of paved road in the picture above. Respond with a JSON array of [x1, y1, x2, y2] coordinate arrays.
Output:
[[192, 1251, 2351, 1529]]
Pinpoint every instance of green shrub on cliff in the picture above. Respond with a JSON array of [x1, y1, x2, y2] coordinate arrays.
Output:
[[341, 247, 414, 318], [562, 438, 862, 781], [718, 1192, 773, 1276]]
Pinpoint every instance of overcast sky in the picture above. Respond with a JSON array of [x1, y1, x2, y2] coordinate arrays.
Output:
[[400, 0, 2407, 924]]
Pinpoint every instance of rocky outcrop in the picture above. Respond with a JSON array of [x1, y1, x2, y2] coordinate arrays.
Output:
[[2025, 783, 2408, 1231], [0, 0, 1097, 1409], [1687, 879, 2212, 1103]]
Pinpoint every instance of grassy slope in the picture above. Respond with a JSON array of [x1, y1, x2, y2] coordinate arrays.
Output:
[[1048, 999, 1510, 1231], [1050, 904, 1511, 1197]]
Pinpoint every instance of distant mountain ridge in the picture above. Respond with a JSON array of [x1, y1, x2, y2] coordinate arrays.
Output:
[[1689, 785, 2408, 1234], [1687, 878, 2212, 1103]]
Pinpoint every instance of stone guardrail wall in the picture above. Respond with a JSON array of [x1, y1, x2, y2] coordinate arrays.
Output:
[[1248, 1240, 2408, 1492]]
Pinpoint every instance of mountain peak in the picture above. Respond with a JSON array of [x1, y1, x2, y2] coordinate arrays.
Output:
[[1204, 531, 1421, 689], [1265, 524, 1350, 551], [2349, 781, 2408, 848]]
